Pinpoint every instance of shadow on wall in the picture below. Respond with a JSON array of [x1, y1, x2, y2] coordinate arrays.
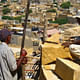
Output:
[[10, 35, 33, 48], [76, 17, 80, 25]]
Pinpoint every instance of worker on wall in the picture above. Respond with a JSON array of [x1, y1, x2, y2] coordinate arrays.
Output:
[[0, 29, 27, 80], [62, 36, 80, 59]]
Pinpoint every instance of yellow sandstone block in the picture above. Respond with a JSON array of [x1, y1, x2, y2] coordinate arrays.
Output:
[[55, 58, 80, 80], [42, 45, 72, 65], [42, 33, 72, 65], [39, 65, 60, 80]]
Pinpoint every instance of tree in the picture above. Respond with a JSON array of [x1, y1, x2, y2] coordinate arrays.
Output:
[[2, 16, 14, 20], [53, 0, 56, 3], [2, 8, 11, 14], [60, 1, 71, 9], [47, 9, 56, 13], [2, 15, 25, 22], [14, 16, 22, 22], [1, 0, 7, 3], [3, 4, 10, 8], [29, 9, 32, 14], [49, 18, 68, 25], [14, 15, 25, 22]]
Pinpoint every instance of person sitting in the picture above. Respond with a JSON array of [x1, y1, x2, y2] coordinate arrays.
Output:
[[62, 36, 80, 59]]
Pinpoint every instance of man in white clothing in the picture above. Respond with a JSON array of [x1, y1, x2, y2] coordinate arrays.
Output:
[[62, 36, 80, 59], [0, 29, 27, 80]]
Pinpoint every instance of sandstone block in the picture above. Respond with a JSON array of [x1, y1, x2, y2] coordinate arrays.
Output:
[[42, 45, 72, 65], [42, 33, 72, 65], [55, 58, 80, 80]]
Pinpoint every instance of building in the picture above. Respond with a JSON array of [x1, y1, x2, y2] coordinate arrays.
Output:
[[20, 0, 28, 5], [38, 0, 53, 3], [0, 6, 3, 20], [56, 0, 80, 4]]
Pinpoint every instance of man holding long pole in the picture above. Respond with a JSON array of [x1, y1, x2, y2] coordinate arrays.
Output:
[[0, 0, 30, 80], [0, 29, 27, 80], [20, 0, 30, 80]]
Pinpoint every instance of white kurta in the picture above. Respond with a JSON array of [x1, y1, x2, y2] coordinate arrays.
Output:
[[0, 42, 17, 80], [69, 44, 80, 55]]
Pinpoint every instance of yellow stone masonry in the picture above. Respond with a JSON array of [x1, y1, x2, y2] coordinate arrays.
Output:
[[55, 58, 80, 80], [42, 33, 72, 65]]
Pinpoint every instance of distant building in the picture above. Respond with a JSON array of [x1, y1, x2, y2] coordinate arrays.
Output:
[[7, 0, 10, 3], [56, 0, 68, 3], [20, 0, 28, 4], [0, 6, 3, 20], [69, 0, 80, 4], [1, 0, 7, 2], [38, 0, 53, 3], [76, 0, 80, 3], [56, 0, 80, 4], [7, 0, 18, 3], [7, 0, 53, 4]]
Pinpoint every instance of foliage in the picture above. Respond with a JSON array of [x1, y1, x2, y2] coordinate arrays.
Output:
[[29, 9, 32, 14], [14, 15, 25, 22], [53, 2, 58, 5], [3, 4, 10, 8], [14, 16, 22, 22], [13, 0, 17, 2], [2, 16, 14, 20], [60, 1, 71, 9], [2, 8, 11, 14], [1, 0, 7, 3], [2, 15, 25, 22], [49, 18, 68, 25], [47, 9, 56, 13]]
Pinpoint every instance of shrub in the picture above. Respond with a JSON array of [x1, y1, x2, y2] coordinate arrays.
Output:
[[1, 0, 7, 3], [47, 9, 56, 12], [14, 15, 25, 22], [2, 8, 11, 14], [49, 18, 68, 25], [29, 9, 32, 14], [2, 16, 14, 20], [2, 15, 25, 22], [60, 1, 71, 9], [3, 4, 10, 8]]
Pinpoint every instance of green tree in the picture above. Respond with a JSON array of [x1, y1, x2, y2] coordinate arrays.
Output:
[[3, 4, 10, 8], [2, 15, 25, 22], [53, 0, 56, 3], [47, 9, 56, 13], [60, 1, 71, 9], [14, 16, 22, 22], [2, 8, 11, 14], [2, 16, 14, 20], [29, 9, 32, 14], [14, 15, 25, 22], [1, 0, 7, 3], [49, 18, 68, 25]]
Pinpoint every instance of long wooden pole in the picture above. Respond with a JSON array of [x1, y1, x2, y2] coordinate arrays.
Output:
[[21, 0, 30, 53], [42, 13, 46, 44], [20, 0, 30, 80]]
